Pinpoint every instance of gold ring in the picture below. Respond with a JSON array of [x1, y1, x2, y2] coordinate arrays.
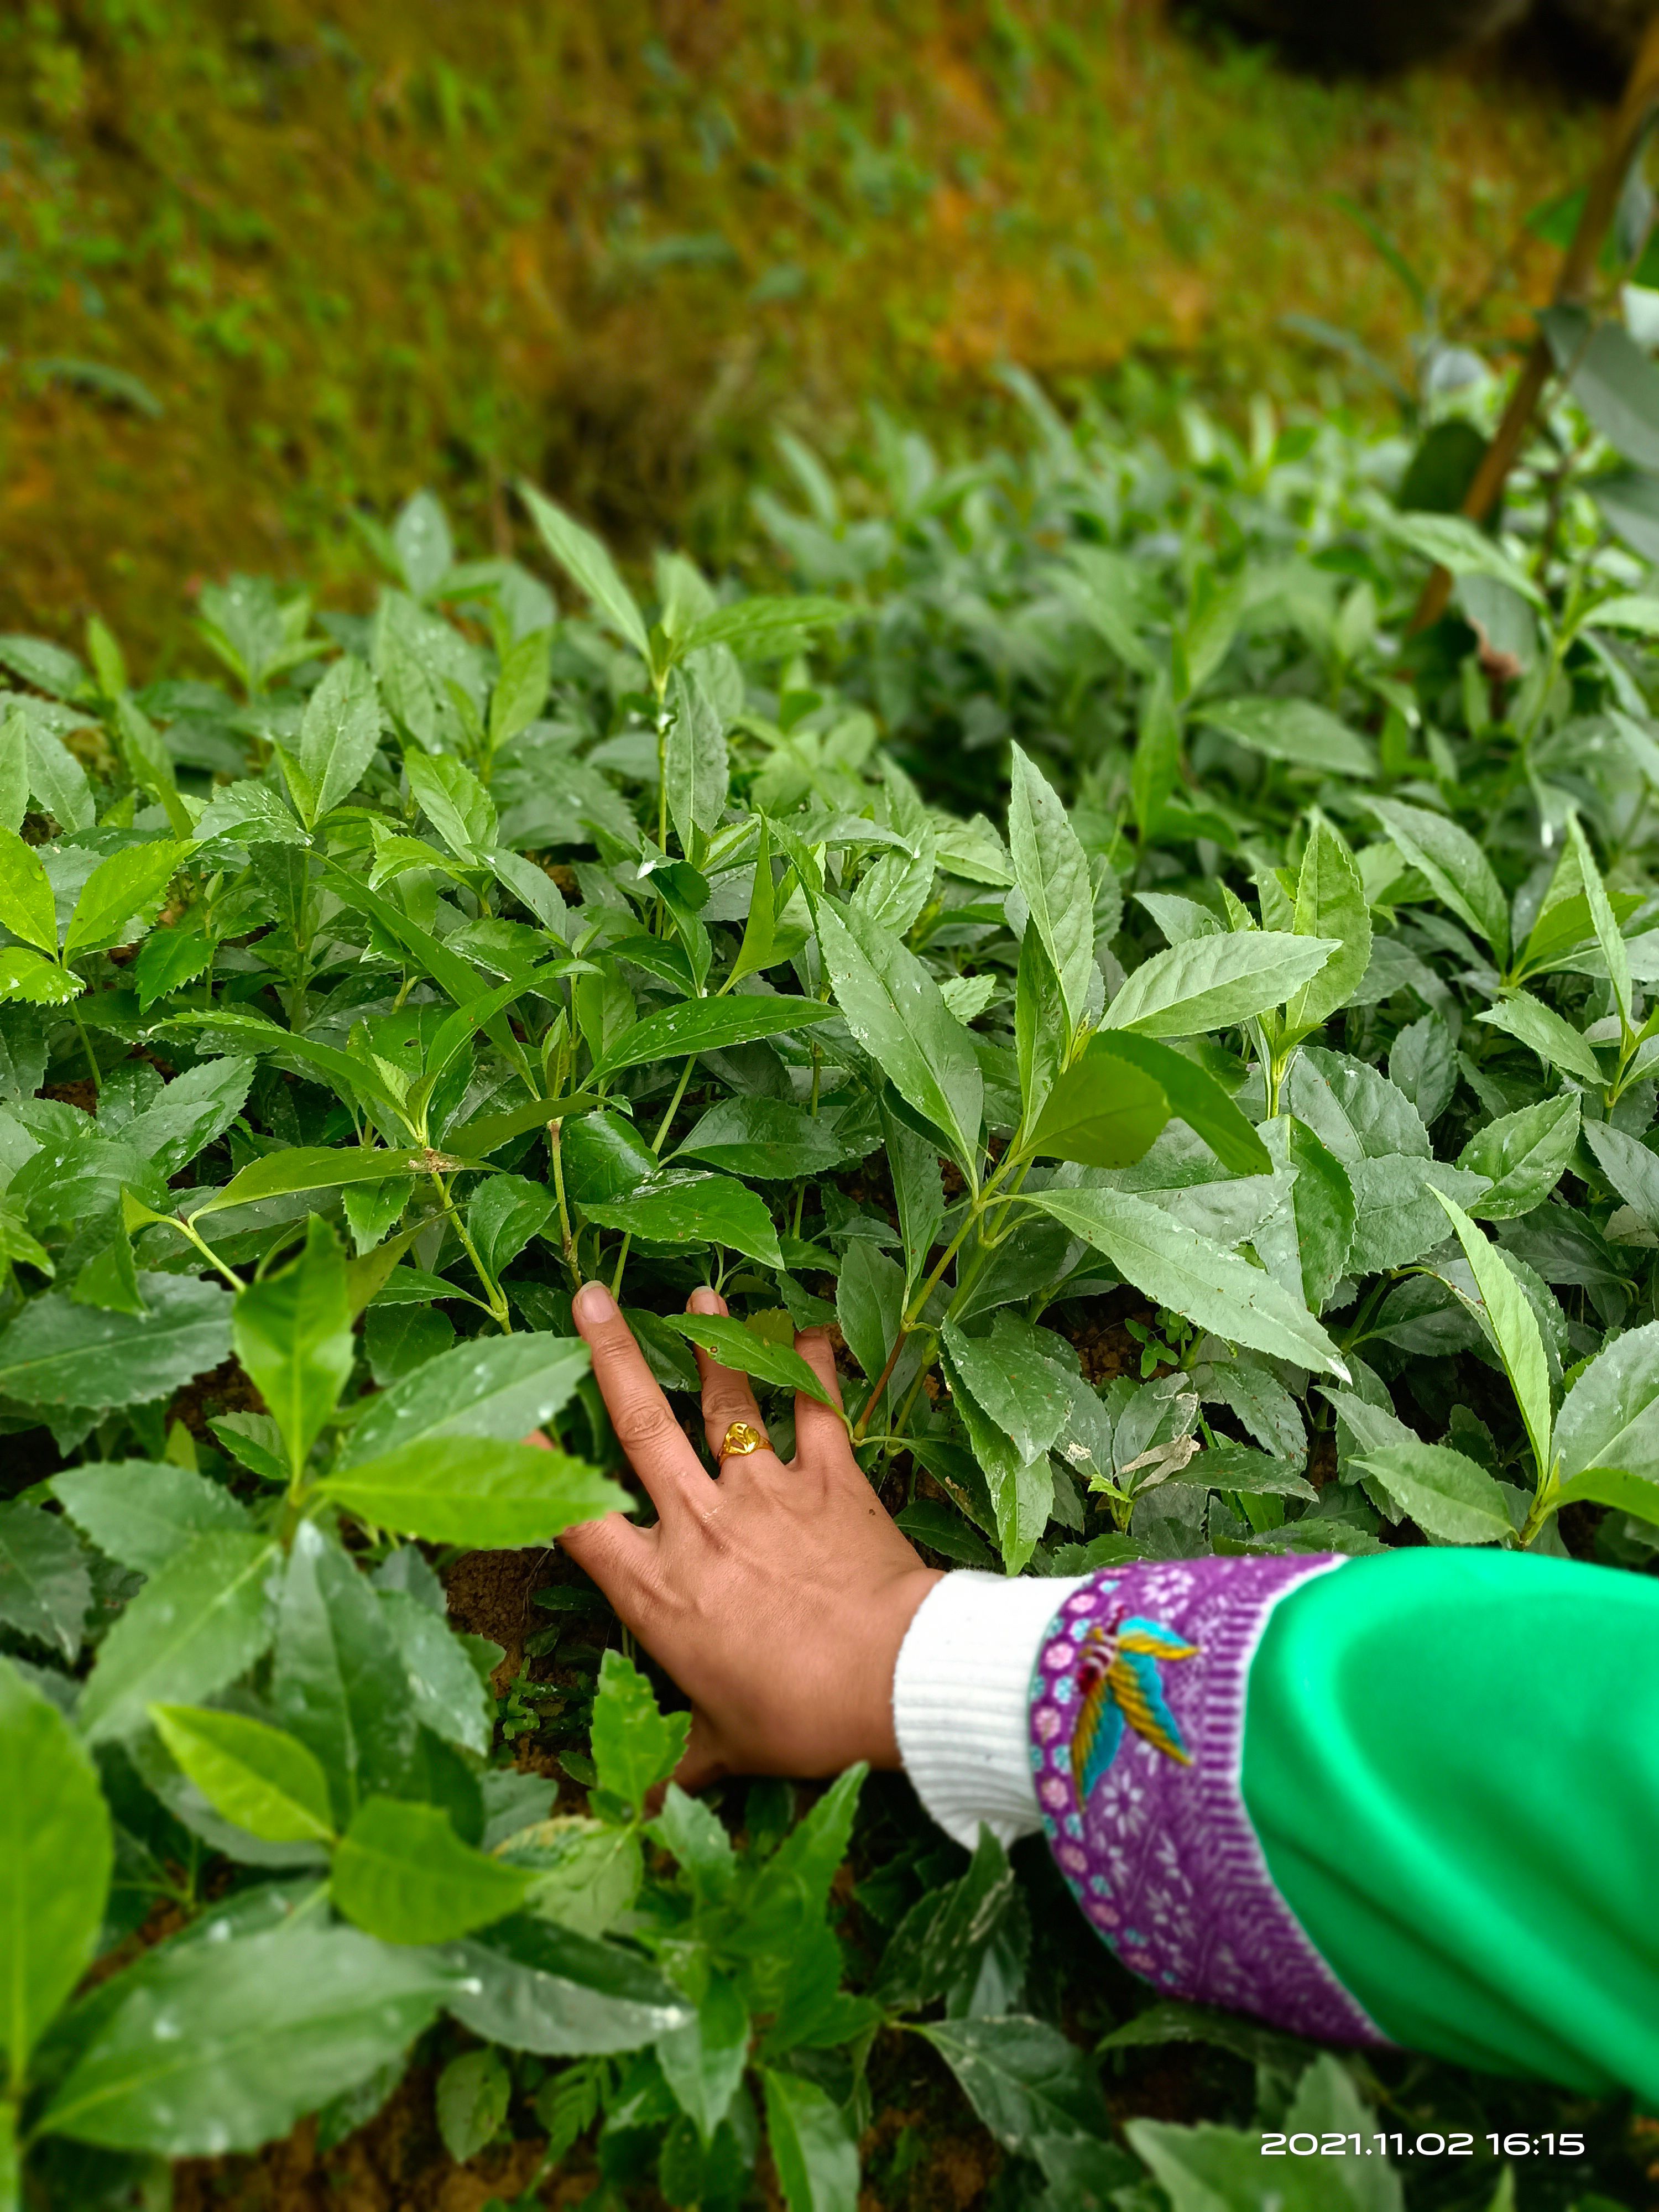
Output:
[[718, 1419, 768, 1463]]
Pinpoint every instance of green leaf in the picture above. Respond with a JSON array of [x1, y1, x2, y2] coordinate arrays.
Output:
[[296, 654, 381, 826], [316, 1437, 627, 1546], [490, 626, 551, 747], [438, 1914, 690, 2055], [1029, 1186, 1348, 1378], [676, 1095, 850, 1180], [1285, 812, 1371, 1035], [1035, 1033, 1269, 1176], [78, 1533, 279, 1745], [1008, 743, 1095, 1040], [1103, 932, 1337, 1039], [1554, 1322, 1659, 1483], [661, 1311, 836, 1406], [405, 750, 497, 865], [834, 1241, 904, 1404], [1255, 1116, 1355, 1314], [591, 993, 833, 1081], [435, 2047, 510, 2163], [25, 722, 94, 833], [1580, 592, 1659, 635], [656, 1975, 749, 2145], [0, 1504, 90, 1662], [1475, 993, 1603, 1084], [942, 1313, 1074, 1464], [519, 483, 651, 660], [445, 1089, 602, 1158], [64, 839, 191, 961], [916, 2016, 1112, 2157], [271, 1522, 415, 1825], [760, 2067, 859, 2212], [591, 1648, 690, 1818], [1385, 510, 1543, 606], [0, 1274, 231, 1412], [1353, 1440, 1514, 1545], [820, 901, 982, 1173], [51, 1460, 251, 1576], [0, 824, 60, 954], [1554, 1465, 1659, 1523], [875, 1825, 1016, 2012], [1567, 814, 1632, 1032], [148, 1704, 335, 1844], [40, 1922, 455, 2155], [582, 1171, 784, 1269], [1427, 1186, 1552, 1481], [0, 709, 30, 834], [1194, 697, 1376, 778], [664, 664, 730, 854], [342, 1332, 591, 1464], [951, 1376, 1053, 1574], [1457, 1092, 1579, 1220], [1371, 799, 1509, 963], [0, 1656, 111, 2076], [0, 946, 80, 1004], [679, 593, 846, 659], [232, 1215, 353, 1481], [467, 1170, 555, 1280], [194, 1145, 454, 1221], [378, 1589, 494, 1756], [332, 1795, 531, 1944]]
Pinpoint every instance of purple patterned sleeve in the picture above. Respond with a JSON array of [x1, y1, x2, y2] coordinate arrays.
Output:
[[1027, 1554, 1386, 2046]]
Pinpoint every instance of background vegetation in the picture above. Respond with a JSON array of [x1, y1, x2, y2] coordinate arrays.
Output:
[[0, 0, 1603, 653]]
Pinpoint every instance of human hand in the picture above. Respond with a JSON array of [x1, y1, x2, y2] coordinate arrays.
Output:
[[555, 1280, 943, 1787]]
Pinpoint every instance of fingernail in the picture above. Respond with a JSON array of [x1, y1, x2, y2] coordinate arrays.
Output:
[[688, 1285, 723, 1315], [575, 1281, 616, 1324]]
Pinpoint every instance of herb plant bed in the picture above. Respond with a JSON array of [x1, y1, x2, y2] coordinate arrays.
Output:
[[1, 382, 1657, 2209]]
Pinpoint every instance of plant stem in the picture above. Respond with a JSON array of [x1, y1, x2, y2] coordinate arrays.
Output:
[[549, 1118, 579, 1281]]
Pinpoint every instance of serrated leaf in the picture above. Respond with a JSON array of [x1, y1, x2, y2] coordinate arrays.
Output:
[[342, 1333, 591, 1464], [591, 1648, 690, 1818], [0, 1275, 231, 1412], [661, 1310, 835, 1405], [1029, 1186, 1348, 1377], [591, 993, 833, 1081], [78, 1532, 279, 1744], [64, 839, 191, 961], [1103, 932, 1337, 1039], [820, 901, 982, 1173], [519, 483, 650, 660], [0, 1504, 90, 1663], [0, 825, 59, 954], [1475, 994, 1603, 1084], [1008, 743, 1095, 1039], [1354, 1440, 1514, 1545], [0, 1656, 112, 2075], [582, 1171, 784, 1269], [316, 1437, 627, 1546], [332, 1796, 531, 1944], [149, 1705, 334, 1844], [232, 1215, 353, 1481], [1458, 1092, 1580, 1220], [51, 1460, 251, 1576], [1195, 697, 1376, 778], [1554, 1321, 1659, 1482], [40, 1922, 455, 2155], [1427, 1186, 1552, 1481], [1372, 799, 1508, 963]]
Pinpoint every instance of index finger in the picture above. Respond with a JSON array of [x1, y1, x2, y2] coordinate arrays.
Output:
[[572, 1280, 709, 1516]]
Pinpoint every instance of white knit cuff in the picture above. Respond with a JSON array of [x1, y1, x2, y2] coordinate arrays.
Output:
[[891, 1571, 1086, 1849]]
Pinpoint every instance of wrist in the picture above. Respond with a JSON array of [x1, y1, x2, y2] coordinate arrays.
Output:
[[859, 1567, 946, 1770]]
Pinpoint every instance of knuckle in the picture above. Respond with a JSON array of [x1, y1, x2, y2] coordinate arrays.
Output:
[[613, 1396, 681, 1454]]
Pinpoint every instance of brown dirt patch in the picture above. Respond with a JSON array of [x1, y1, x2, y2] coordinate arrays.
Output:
[[443, 1546, 557, 1692]]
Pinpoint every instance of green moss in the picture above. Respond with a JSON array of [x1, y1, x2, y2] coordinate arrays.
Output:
[[0, 0, 1602, 655]]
